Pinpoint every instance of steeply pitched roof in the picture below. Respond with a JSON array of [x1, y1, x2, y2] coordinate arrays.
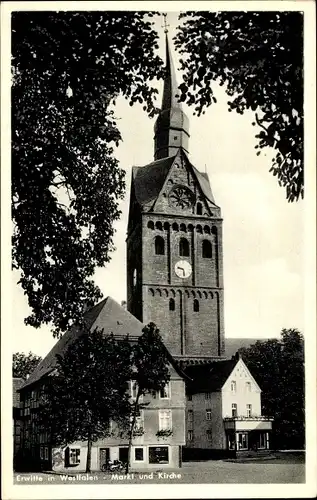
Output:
[[132, 150, 218, 211], [19, 296, 189, 391], [19, 297, 145, 391], [132, 155, 175, 209], [13, 377, 24, 407], [185, 359, 238, 394]]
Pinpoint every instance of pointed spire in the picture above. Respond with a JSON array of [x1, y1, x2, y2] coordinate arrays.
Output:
[[154, 35, 190, 161], [161, 35, 181, 111]]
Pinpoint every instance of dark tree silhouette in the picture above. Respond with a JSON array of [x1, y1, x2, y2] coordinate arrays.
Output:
[[13, 351, 42, 380], [239, 328, 305, 450], [175, 11, 303, 202], [11, 12, 164, 337]]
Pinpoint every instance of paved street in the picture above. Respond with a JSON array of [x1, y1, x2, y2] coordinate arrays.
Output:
[[14, 455, 305, 484]]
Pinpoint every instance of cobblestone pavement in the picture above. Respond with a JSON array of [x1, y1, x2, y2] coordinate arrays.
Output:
[[14, 458, 305, 484]]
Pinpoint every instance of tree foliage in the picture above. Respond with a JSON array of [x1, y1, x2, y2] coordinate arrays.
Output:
[[238, 328, 305, 449], [175, 11, 303, 202], [40, 329, 133, 472], [13, 351, 42, 379], [40, 323, 170, 472], [11, 12, 164, 337], [126, 322, 170, 472]]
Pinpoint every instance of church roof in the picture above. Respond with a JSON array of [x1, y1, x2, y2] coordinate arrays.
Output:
[[185, 359, 238, 393], [132, 155, 176, 208], [132, 151, 217, 210], [19, 297, 189, 391]]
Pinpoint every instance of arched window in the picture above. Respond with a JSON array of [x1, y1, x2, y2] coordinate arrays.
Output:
[[155, 236, 165, 255], [147, 221, 154, 230], [155, 221, 163, 231], [133, 269, 137, 287], [197, 202, 203, 215], [169, 298, 175, 311], [180, 223, 186, 232], [202, 240, 212, 258], [172, 222, 179, 232], [193, 299, 199, 312], [179, 238, 189, 257]]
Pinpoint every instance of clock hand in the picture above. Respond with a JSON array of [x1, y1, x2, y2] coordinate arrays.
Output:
[[178, 266, 185, 276]]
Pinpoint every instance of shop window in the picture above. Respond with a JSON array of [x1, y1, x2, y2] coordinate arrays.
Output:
[[258, 432, 267, 449], [65, 447, 80, 466], [202, 240, 212, 258], [206, 409, 212, 421], [155, 236, 165, 255], [159, 382, 171, 399], [187, 430, 193, 441], [237, 432, 248, 450], [231, 381, 236, 392], [159, 410, 172, 431], [134, 447, 144, 461], [231, 403, 237, 417], [40, 446, 44, 460], [149, 446, 169, 464], [179, 238, 189, 257], [193, 299, 199, 312], [169, 298, 175, 311]]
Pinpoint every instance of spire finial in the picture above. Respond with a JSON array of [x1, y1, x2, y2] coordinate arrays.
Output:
[[162, 13, 170, 34]]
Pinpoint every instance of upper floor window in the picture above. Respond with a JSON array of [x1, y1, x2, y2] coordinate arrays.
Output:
[[155, 236, 165, 255], [202, 240, 212, 258], [187, 410, 193, 423], [205, 392, 211, 400], [231, 403, 237, 417], [246, 404, 252, 417], [159, 382, 171, 399], [179, 238, 189, 257], [245, 382, 251, 392], [169, 298, 175, 311], [130, 381, 143, 401], [159, 410, 172, 431], [206, 409, 212, 421], [135, 409, 144, 431], [193, 299, 199, 312], [187, 430, 194, 441], [196, 202, 203, 215], [231, 381, 236, 393], [187, 394, 192, 401]]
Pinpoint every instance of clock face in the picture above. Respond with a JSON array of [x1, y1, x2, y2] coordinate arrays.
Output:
[[169, 185, 195, 209], [175, 260, 192, 279]]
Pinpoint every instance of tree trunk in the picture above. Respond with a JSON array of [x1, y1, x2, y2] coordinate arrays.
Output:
[[86, 434, 92, 473], [126, 388, 141, 474]]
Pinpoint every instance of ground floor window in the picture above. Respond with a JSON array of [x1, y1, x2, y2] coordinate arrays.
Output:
[[65, 447, 80, 466], [119, 447, 129, 463], [149, 446, 169, 464], [237, 432, 248, 450], [134, 447, 144, 462]]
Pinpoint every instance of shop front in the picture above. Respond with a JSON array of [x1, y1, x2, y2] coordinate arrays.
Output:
[[224, 416, 273, 455]]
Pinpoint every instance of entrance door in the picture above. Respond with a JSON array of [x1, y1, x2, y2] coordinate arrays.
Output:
[[99, 448, 110, 470], [119, 447, 128, 463]]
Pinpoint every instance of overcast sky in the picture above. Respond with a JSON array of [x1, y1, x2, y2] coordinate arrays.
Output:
[[11, 11, 304, 357]]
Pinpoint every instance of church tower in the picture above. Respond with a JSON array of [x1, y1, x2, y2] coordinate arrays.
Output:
[[127, 36, 226, 364]]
